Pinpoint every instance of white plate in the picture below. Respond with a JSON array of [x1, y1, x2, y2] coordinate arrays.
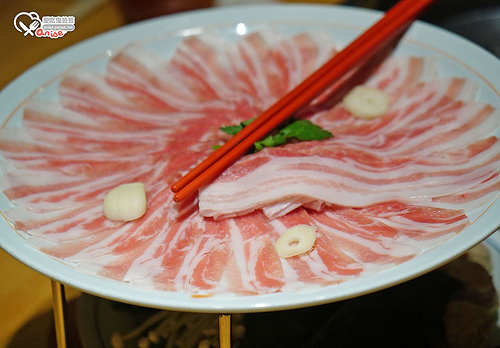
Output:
[[0, 4, 499, 313]]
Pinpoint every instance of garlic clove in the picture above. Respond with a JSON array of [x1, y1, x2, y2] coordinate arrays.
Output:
[[343, 85, 390, 119], [103, 182, 147, 222], [275, 224, 317, 258]]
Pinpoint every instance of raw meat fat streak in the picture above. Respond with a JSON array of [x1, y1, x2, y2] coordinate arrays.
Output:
[[0, 29, 496, 295]]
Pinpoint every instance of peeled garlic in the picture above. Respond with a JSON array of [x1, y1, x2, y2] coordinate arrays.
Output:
[[275, 224, 317, 258], [343, 85, 390, 119], [103, 182, 146, 222]]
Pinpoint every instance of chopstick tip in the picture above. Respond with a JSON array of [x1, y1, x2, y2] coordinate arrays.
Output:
[[172, 188, 195, 203], [170, 183, 180, 193], [173, 194, 181, 203]]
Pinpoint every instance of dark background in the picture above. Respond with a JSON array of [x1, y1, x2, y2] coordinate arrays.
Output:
[[347, 0, 500, 57]]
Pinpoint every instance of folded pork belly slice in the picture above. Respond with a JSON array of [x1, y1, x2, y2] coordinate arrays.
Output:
[[198, 76, 500, 220]]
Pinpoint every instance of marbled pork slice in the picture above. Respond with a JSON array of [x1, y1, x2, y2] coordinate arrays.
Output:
[[199, 69, 500, 219], [0, 29, 487, 295]]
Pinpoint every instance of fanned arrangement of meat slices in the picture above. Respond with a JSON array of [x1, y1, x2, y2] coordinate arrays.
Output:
[[0, 28, 498, 295]]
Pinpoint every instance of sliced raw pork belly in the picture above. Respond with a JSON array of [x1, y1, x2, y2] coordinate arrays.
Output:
[[199, 60, 500, 219], [0, 28, 496, 295]]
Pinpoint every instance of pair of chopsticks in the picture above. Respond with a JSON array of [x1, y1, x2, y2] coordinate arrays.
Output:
[[171, 0, 437, 203]]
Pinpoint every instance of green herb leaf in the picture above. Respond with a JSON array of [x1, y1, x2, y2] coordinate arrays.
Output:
[[219, 118, 255, 136], [280, 119, 333, 141], [218, 118, 333, 152], [254, 133, 288, 151], [254, 120, 332, 150]]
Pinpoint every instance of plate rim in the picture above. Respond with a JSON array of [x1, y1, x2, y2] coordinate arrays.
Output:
[[1, 3, 499, 313]]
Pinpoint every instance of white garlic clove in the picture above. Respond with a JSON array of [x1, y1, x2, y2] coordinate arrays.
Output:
[[103, 182, 147, 222], [275, 224, 317, 258], [343, 85, 390, 119]]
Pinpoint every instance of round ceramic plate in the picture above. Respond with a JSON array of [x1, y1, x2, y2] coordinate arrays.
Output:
[[0, 4, 499, 313]]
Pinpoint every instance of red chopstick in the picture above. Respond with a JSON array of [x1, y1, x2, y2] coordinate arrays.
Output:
[[171, 0, 437, 202]]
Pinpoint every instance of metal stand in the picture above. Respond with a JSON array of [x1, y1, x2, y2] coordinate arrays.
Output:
[[50, 280, 233, 348], [219, 313, 232, 348], [51, 280, 68, 348]]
